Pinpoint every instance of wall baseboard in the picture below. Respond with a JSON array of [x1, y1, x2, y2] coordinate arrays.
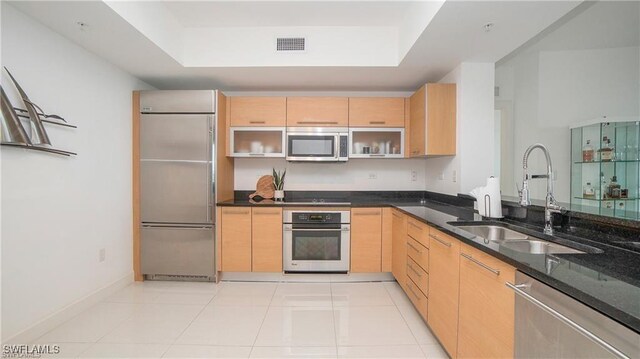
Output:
[[220, 271, 395, 283], [2, 272, 134, 345]]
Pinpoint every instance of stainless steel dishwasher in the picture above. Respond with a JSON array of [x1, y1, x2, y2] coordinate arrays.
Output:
[[508, 272, 639, 359]]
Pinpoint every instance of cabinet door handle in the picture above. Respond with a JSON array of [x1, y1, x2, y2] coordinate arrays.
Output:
[[298, 121, 338, 125], [429, 234, 452, 247], [408, 221, 423, 230], [461, 253, 500, 275], [392, 212, 403, 218], [505, 282, 630, 359], [407, 263, 422, 277], [253, 210, 281, 215], [223, 209, 250, 215], [248, 153, 266, 156], [406, 282, 422, 301], [369, 121, 386, 125], [353, 211, 381, 216], [249, 121, 266, 124], [368, 154, 385, 157], [407, 242, 422, 254]]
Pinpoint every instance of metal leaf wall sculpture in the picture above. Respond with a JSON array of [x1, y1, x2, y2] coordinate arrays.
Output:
[[1, 67, 77, 156]]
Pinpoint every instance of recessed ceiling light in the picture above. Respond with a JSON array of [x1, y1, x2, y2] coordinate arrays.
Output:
[[483, 22, 495, 33]]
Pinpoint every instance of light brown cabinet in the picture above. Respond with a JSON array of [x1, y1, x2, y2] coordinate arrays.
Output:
[[221, 207, 252, 272], [381, 208, 393, 272], [348, 97, 405, 127], [391, 209, 408, 290], [428, 227, 461, 359], [350, 208, 382, 272], [229, 97, 286, 127], [286, 97, 349, 127], [251, 208, 283, 272], [409, 84, 457, 157], [457, 243, 515, 359], [407, 217, 429, 248]]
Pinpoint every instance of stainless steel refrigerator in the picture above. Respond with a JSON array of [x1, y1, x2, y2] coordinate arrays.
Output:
[[139, 90, 216, 281]]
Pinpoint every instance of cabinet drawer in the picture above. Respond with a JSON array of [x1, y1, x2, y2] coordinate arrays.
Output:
[[407, 218, 429, 248], [407, 257, 428, 296], [406, 276, 428, 321], [406, 237, 429, 271]]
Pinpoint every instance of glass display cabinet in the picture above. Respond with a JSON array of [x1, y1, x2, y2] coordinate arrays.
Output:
[[349, 128, 404, 158], [229, 127, 286, 157], [570, 118, 640, 219]]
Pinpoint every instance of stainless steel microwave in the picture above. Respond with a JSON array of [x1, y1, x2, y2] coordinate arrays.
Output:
[[285, 127, 348, 162]]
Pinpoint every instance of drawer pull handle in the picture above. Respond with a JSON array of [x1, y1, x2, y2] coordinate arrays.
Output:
[[407, 242, 422, 254], [298, 121, 339, 125], [408, 221, 423, 229], [249, 121, 266, 124], [253, 211, 281, 215], [429, 234, 452, 247], [369, 121, 386, 124], [407, 283, 422, 301], [224, 209, 250, 215], [391, 212, 403, 218], [461, 253, 500, 275], [354, 211, 381, 216], [407, 263, 422, 277]]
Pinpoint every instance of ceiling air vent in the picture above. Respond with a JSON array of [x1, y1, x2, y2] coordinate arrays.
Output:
[[276, 37, 306, 52]]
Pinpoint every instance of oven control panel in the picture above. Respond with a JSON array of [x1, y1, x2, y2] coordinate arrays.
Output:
[[283, 210, 350, 225]]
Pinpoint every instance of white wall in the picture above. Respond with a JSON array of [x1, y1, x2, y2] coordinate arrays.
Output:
[[235, 158, 427, 191], [1, 3, 152, 340], [424, 62, 496, 196]]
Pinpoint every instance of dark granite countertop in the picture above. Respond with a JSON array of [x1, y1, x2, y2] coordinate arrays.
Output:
[[218, 192, 640, 333]]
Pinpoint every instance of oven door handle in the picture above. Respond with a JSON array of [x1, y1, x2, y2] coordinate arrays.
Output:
[[283, 225, 350, 232]]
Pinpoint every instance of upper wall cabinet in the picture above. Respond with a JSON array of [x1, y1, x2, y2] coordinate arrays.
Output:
[[286, 97, 349, 127], [348, 97, 405, 127], [229, 97, 286, 127], [409, 84, 457, 157]]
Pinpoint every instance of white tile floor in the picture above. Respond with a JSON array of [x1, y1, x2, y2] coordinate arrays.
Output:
[[32, 281, 448, 358]]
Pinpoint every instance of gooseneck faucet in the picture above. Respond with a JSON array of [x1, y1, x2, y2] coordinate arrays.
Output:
[[518, 143, 564, 235]]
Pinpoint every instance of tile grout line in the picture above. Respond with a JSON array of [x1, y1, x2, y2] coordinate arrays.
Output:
[[247, 281, 278, 358], [330, 282, 339, 359], [158, 282, 224, 358], [383, 281, 428, 358]]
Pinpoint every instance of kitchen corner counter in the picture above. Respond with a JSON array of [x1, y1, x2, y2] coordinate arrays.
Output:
[[394, 204, 640, 334], [217, 196, 640, 333]]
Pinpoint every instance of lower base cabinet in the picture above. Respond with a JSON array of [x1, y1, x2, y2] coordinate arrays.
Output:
[[251, 208, 283, 272], [391, 209, 408, 290], [220, 207, 252, 272], [350, 208, 382, 272], [428, 228, 461, 359], [457, 243, 515, 359]]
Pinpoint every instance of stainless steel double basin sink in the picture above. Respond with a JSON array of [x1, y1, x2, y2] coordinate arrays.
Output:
[[453, 224, 589, 254]]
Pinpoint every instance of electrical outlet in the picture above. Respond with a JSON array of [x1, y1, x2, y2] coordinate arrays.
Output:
[[410, 170, 418, 182], [452, 170, 457, 183], [99, 248, 106, 262], [368, 173, 377, 180]]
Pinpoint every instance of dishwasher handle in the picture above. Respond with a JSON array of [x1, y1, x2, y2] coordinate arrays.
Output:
[[506, 282, 630, 359]]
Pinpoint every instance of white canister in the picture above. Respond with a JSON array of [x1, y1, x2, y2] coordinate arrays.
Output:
[[250, 141, 263, 154]]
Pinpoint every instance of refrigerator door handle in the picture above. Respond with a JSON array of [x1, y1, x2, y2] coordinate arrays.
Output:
[[142, 223, 214, 230], [207, 115, 214, 223]]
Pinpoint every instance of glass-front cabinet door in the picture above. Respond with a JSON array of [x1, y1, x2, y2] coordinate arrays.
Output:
[[571, 118, 640, 219], [349, 128, 404, 158], [229, 127, 285, 157]]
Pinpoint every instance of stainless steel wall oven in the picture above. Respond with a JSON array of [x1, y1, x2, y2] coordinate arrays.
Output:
[[283, 210, 350, 273]]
